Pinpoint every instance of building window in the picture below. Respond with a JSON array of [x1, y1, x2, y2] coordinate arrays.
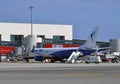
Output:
[[37, 35, 45, 43], [10, 35, 24, 44], [44, 39, 53, 43], [37, 35, 45, 39], [53, 35, 65, 40], [36, 42, 43, 48]]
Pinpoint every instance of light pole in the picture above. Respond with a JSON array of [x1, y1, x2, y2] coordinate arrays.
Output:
[[29, 6, 34, 36]]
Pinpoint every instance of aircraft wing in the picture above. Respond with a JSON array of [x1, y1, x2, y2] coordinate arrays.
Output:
[[93, 47, 112, 52]]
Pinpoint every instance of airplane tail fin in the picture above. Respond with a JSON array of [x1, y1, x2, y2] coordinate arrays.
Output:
[[79, 26, 99, 50]]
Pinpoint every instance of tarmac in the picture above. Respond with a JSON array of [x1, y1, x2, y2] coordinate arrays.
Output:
[[0, 63, 120, 84]]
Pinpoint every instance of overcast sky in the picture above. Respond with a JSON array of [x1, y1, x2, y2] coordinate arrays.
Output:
[[0, 0, 120, 42]]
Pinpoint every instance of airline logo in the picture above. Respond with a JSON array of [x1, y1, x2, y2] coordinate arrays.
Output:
[[91, 31, 96, 42]]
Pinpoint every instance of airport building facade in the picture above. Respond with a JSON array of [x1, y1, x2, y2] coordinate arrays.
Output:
[[0, 22, 73, 48]]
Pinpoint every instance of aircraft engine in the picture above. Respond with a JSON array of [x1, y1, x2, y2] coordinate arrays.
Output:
[[34, 56, 43, 61]]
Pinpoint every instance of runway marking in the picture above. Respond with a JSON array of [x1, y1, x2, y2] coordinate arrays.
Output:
[[92, 73, 102, 76], [78, 73, 91, 76], [67, 73, 103, 77]]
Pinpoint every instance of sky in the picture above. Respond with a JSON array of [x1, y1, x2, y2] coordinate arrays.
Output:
[[0, 0, 120, 42]]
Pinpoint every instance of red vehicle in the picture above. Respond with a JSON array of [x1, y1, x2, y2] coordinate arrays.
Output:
[[0, 46, 14, 55]]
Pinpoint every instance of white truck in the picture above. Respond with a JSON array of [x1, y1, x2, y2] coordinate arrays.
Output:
[[85, 56, 102, 63]]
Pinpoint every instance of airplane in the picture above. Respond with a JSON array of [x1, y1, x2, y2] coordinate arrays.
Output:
[[29, 27, 99, 62]]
